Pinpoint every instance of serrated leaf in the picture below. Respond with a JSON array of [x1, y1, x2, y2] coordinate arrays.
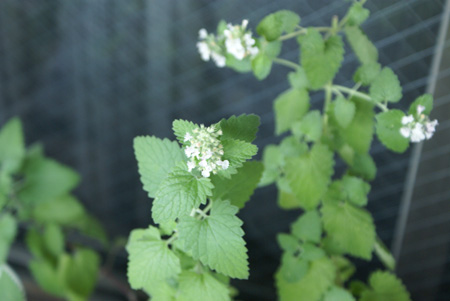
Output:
[[0, 265, 26, 301], [321, 201, 375, 260], [323, 286, 356, 301], [0, 214, 17, 264], [288, 67, 310, 90], [126, 227, 180, 289], [221, 139, 258, 176], [375, 110, 409, 153], [178, 271, 230, 301], [276, 257, 335, 301], [280, 136, 308, 158], [143, 279, 176, 301], [43, 224, 64, 257], [354, 62, 381, 86], [299, 29, 344, 89], [18, 158, 80, 205], [370, 68, 402, 103], [152, 164, 213, 224], [361, 271, 411, 301], [301, 243, 326, 261], [408, 94, 433, 116], [274, 88, 310, 135], [29, 259, 65, 297], [279, 253, 309, 283], [173, 120, 198, 145], [134, 136, 185, 198], [291, 110, 322, 142], [285, 144, 334, 210], [345, 26, 378, 65], [338, 97, 374, 154], [0, 118, 25, 174], [277, 178, 301, 209], [178, 200, 248, 279], [334, 96, 356, 128], [349, 153, 377, 181], [259, 145, 283, 186], [257, 10, 301, 41], [219, 114, 260, 143], [341, 175, 371, 207], [32, 195, 85, 226], [346, 2, 370, 26], [291, 210, 322, 243], [252, 53, 272, 80], [211, 161, 263, 209], [277, 234, 300, 254]]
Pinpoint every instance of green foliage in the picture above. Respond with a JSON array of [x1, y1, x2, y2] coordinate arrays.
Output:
[[152, 163, 214, 223], [178, 200, 249, 279], [334, 96, 356, 128], [221, 139, 258, 176], [354, 62, 381, 86], [370, 68, 403, 103], [274, 88, 310, 135], [346, 2, 370, 26], [0, 265, 25, 301], [219, 114, 260, 143], [291, 210, 322, 243], [341, 175, 371, 207], [0, 118, 25, 174], [288, 67, 310, 89], [374, 238, 396, 271], [360, 271, 411, 301], [134, 136, 185, 198], [285, 144, 334, 210], [178, 271, 230, 301], [408, 93, 433, 115], [323, 286, 356, 301], [257, 10, 300, 41], [299, 29, 344, 89], [376, 110, 409, 153], [252, 53, 273, 80], [291, 110, 323, 142], [0, 214, 17, 264], [345, 26, 378, 65]]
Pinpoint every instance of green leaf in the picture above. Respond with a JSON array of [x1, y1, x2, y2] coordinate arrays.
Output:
[[338, 97, 374, 154], [334, 96, 356, 128], [369, 68, 402, 103], [346, 2, 370, 26], [299, 29, 344, 89], [26, 229, 50, 261], [280, 136, 308, 158], [408, 93, 433, 116], [277, 179, 301, 210], [277, 233, 300, 254], [134, 136, 185, 198], [219, 114, 260, 143], [333, 256, 356, 284], [173, 119, 198, 146], [73, 215, 108, 246], [29, 259, 65, 297], [341, 175, 371, 207], [0, 265, 26, 301], [178, 200, 248, 279], [43, 224, 64, 257], [252, 53, 272, 80], [279, 253, 309, 283], [285, 144, 334, 210], [361, 271, 411, 301], [291, 110, 322, 142], [321, 201, 375, 260], [178, 271, 230, 301], [323, 286, 356, 301], [274, 88, 310, 135], [276, 257, 336, 301], [0, 118, 25, 174], [221, 139, 258, 176], [18, 158, 80, 205], [375, 110, 409, 153], [126, 227, 181, 289], [291, 210, 322, 243], [152, 163, 213, 224], [0, 214, 17, 264], [288, 67, 310, 90], [0, 172, 11, 210], [211, 161, 263, 209], [143, 279, 176, 301], [59, 248, 100, 299], [32, 194, 85, 226], [374, 238, 396, 271], [259, 39, 282, 59], [259, 145, 283, 187], [354, 62, 381, 86], [345, 26, 378, 65], [226, 54, 252, 73], [300, 243, 326, 261], [349, 152, 377, 181], [257, 10, 301, 41]]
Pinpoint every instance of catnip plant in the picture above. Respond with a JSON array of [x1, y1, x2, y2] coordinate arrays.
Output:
[[0, 118, 107, 301], [193, 1, 438, 300]]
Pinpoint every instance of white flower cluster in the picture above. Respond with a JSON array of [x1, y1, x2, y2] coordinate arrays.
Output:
[[400, 105, 438, 143], [196, 20, 259, 68], [184, 125, 229, 178]]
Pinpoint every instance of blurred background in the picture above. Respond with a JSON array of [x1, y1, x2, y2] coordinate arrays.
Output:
[[1, 0, 449, 300]]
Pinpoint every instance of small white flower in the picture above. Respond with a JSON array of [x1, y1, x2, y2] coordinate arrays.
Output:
[[184, 132, 193, 142], [199, 28, 208, 39], [410, 123, 425, 142], [211, 52, 226, 67], [185, 145, 199, 158], [216, 160, 229, 170], [242, 19, 249, 28], [424, 119, 438, 139], [201, 169, 211, 178], [402, 115, 414, 125], [187, 161, 196, 172], [417, 105, 426, 115], [197, 41, 211, 61], [400, 127, 411, 138]]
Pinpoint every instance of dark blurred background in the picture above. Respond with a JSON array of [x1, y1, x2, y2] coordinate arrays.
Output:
[[1, 0, 449, 300]]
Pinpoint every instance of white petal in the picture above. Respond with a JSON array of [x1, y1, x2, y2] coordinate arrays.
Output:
[[201, 169, 210, 177], [198, 28, 208, 39], [417, 105, 425, 115], [401, 115, 414, 125], [400, 127, 411, 138]]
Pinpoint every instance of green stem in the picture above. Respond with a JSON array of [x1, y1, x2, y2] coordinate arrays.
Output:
[[166, 232, 179, 246], [323, 84, 333, 127], [278, 28, 307, 41], [331, 84, 389, 112], [272, 58, 300, 70]]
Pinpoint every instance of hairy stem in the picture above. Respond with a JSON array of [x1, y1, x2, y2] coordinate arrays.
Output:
[[331, 84, 388, 112], [272, 57, 300, 70], [278, 28, 307, 41]]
